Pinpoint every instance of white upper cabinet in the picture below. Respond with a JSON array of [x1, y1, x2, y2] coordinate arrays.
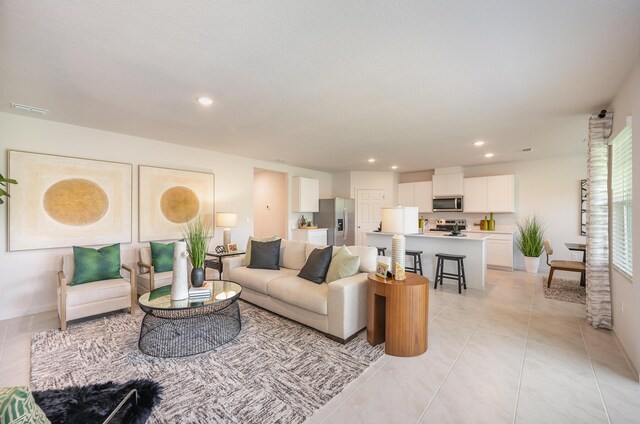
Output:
[[487, 175, 515, 213], [463, 177, 488, 212], [396, 181, 432, 212], [292, 177, 319, 212], [462, 174, 515, 213], [432, 173, 464, 197]]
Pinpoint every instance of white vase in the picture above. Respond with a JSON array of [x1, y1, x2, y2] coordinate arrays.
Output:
[[171, 241, 189, 300], [523, 256, 541, 273]]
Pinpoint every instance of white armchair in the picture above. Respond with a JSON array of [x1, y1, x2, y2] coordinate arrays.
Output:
[[136, 247, 174, 294], [57, 254, 136, 331]]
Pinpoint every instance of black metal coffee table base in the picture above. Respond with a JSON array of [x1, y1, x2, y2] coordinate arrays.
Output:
[[138, 299, 241, 358]]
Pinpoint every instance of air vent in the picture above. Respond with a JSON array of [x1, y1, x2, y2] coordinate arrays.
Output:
[[10, 102, 49, 115], [521, 147, 533, 152]]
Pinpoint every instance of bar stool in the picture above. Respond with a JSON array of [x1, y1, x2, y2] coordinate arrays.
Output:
[[434, 253, 467, 294], [405, 250, 424, 275], [376, 247, 387, 256]]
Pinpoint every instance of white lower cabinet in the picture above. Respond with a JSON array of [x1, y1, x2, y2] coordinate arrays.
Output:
[[291, 228, 328, 245], [486, 233, 514, 270]]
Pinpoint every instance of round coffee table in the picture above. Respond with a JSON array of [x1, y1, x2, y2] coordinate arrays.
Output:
[[137, 280, 242, 357]]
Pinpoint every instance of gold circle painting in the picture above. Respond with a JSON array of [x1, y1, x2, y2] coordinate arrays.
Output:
[[43, 178, 109, 226], [160, 186, 200, 223]]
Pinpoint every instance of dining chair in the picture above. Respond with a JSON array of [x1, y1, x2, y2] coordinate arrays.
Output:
[[543, 239, 585, 287]]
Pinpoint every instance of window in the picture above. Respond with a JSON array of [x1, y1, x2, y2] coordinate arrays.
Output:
[[611, 124, 632, 279]]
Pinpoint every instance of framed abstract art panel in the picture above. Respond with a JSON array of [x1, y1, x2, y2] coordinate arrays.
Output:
[[8, 150, 132, 251], [138, 166, 214, 242]]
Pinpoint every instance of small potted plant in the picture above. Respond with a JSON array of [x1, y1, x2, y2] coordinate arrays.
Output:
[[516, 216, 545, 273], [182, 217, 212, 287]]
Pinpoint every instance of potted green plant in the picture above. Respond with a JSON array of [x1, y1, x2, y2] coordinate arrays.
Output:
[[515, 216, 545, 273], [182, 217, 212, 287], [0, 173, 17, 204]]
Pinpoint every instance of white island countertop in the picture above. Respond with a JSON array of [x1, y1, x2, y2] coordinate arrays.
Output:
[[367, 231, 488, 288], [368, 231, 491, 241]]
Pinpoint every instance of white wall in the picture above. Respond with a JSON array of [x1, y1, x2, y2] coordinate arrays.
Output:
[[0, 112, 332, 319], [608, 59, 640, 377], [410, 155, 587, 273]]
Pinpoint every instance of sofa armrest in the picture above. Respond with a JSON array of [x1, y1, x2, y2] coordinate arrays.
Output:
[[327, 272, 369, 340], [223, 255, 245, 271], [57, 271, 68, 330], [121, 264, 137, 310]]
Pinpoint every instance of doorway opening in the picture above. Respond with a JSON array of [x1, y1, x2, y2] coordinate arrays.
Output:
[[253, 169, 288, 239]]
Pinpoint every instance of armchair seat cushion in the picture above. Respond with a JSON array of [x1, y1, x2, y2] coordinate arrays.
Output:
[[267, 275, 328, 315], [62, 278, 132, 307], [137, 271, 173, 291]]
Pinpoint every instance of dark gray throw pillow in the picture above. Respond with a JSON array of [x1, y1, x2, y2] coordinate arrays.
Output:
[[298, 246, 333, 284], [247, 239, 281, 270]]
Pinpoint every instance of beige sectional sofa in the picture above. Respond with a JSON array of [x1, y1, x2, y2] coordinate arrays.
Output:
[[223, 240, 377, 343]]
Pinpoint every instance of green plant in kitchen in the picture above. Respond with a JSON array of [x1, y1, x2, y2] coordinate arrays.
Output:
[[516, 215, 545, 273], [0, 173, 17, 205], [182, 216, 212, 287]]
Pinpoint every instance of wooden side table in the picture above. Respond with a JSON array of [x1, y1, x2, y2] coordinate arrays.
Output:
[[367, 272, 429, 357]]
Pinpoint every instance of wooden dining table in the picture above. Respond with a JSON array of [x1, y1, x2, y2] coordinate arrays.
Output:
[[565, 242, 586, 263]]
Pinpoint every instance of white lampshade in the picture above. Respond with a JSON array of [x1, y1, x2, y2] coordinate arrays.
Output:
[[381, 207, 419, 234], [216, 212, 237, 228]]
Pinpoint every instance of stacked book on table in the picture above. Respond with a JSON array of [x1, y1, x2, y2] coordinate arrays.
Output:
[[189, 282, 212, 301]]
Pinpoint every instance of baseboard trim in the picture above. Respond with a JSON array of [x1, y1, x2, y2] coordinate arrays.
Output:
[[0, 303, 57, 321], [613, 331, 640, 382]]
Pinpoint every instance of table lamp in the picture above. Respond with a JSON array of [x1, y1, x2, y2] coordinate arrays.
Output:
[[382, 207, 419, 275], [216, 212, 238, 249]]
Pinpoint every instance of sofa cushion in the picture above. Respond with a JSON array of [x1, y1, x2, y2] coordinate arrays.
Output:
[[242, 235, 280, 266], [150, 241, 174, 273], [248, 239, 281, 270], [63, 278, 131, 307], [267, 275, 328, 315], [227, 266, 298, 294], [72, 244, 121, 285], [346, 246, 378, 273], [298, 246, 333, 284], [326, 246, 361, 283], [282, 240, 307, 270]]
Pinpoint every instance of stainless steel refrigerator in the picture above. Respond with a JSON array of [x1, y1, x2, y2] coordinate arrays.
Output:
[[313, 198, 355, 246]]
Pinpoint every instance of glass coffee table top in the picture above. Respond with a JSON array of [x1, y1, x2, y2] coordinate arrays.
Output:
[[138, 280, 242, 311]]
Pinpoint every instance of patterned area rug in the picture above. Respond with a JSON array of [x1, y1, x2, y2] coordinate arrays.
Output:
[[31, 301, 383, 423], [543, 277, 586, 304]]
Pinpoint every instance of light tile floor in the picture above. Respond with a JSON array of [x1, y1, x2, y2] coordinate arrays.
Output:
[[0, 270, 638, 423]]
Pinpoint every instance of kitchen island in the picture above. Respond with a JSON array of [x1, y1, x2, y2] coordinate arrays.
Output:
[[366, 232, 491, 289]]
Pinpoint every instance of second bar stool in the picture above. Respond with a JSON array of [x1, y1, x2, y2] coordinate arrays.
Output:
[[405, 250, 424, 275], [434, 253, 467, 293]]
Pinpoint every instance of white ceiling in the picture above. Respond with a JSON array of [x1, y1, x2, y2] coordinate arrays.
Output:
[[1, 1, 639, 173]]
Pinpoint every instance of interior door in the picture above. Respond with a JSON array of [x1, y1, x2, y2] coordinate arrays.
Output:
[[356, 189, 384, 246]]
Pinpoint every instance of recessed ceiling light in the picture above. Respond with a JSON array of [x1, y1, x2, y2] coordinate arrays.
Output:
[[368, 158, 376, 163], [275, 159, 289, 163], [391, 165, 398, 170], [484, 153, 494, 158], [473, 140, 485, 146], [197, 96, 214, 106]]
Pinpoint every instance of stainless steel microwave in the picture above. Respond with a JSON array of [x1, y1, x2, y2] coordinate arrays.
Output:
[[432, 197, 463, 212]]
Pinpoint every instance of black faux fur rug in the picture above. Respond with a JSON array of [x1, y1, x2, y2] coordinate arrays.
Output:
[[33, 379, 162, 424]]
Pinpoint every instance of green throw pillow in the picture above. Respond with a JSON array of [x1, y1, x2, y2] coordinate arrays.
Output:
[[0, 386, 50, 424], [150, 242, 174, 273], [242, 235, 280, 267], [326, 246, 361, 283], [72, 243, 121, 285]]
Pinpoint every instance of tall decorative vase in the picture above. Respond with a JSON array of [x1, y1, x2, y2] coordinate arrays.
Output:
[[171, 241, 189, 300], [191, 267, 205, 287], [391, 234, 406, 275], [523, 256, 541, 274]]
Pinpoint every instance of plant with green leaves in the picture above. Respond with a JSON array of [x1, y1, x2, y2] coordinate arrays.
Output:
[[182, 217, 212, 269], [0, 173, 17, 205], [515, 216, 545, 257]]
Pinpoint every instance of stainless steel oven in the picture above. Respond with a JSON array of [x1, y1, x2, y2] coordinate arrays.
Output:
[[432, 197, 463, 212]]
